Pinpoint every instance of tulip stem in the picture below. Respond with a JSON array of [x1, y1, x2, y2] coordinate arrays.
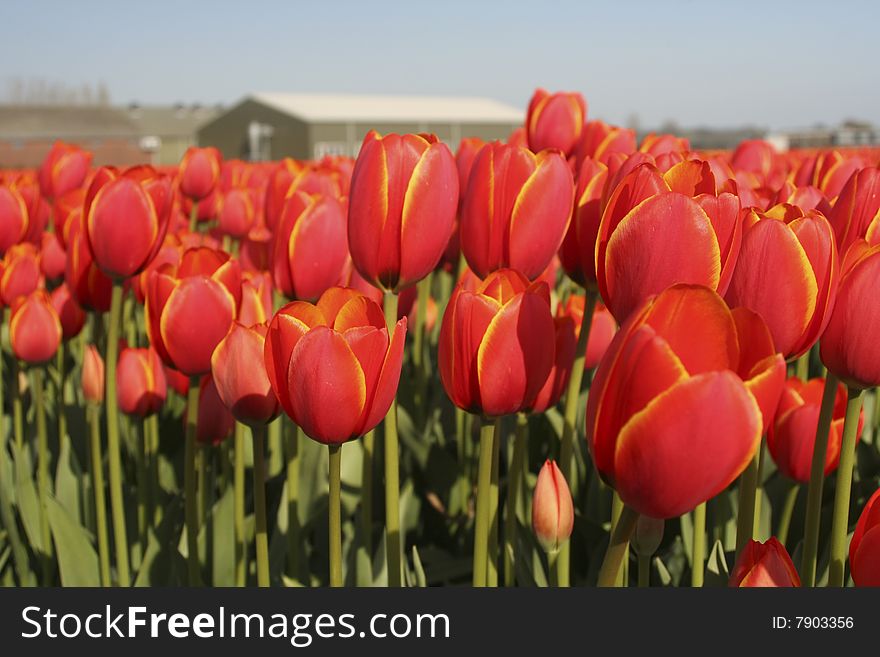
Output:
[[286, 424, 301, 581], [136, 420, 148, 554], [504, 413, 528, 587], [105, 282, 130, 586], [88, 403, 111, 586], [360, 429, 374, 575], [56, 344, 68, 456], [455, 408, 469, 515], [611, 492, 626, 586], [597, 504, 637, 587], [487, 417, 501, 587], [12, 356, 24, 452], [473, 418, 498, 587], [777, 482, 800, 548], [252, 424, 270, 587], [735, 441, 762, 556], [638, 555, 650, 587], [800, 373, 839, 587], [383, 291, 402, 587], [827, 387, 864, 587], [329, 443, 343, 587], [796, 351, 810, 380], [413, 272, 432, 424], [692, 502, 706, 587], [555, 286, 599, 588], [184, 376, 201, 586], [33, 367, 53, 584], [753, 439, 767, 536], [233, 423, 246, 587], [189, 203, 198, 233], [147, 413, 161, 527]]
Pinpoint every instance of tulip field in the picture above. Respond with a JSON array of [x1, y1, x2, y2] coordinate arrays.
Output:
[[2, 87, 880, 590]]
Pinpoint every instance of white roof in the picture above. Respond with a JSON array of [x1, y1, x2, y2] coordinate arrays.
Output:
[[251, 92, 523, 125]]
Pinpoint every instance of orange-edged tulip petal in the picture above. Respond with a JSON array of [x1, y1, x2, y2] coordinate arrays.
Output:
[[355, 317, 407, 435], [212, 322, 280, 426], [9, 291, 62, 364], [850, 488, 880, 586], [730, 538, 801, 587]]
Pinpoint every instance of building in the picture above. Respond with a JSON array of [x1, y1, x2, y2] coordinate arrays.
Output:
[[197, 93, 524, 161], [125, 103, 221, 165]]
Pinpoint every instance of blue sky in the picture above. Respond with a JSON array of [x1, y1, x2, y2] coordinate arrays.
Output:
[[3, 0, 877, 129]]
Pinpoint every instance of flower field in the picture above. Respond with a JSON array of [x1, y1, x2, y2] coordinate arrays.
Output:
[[1, 88, 879, 588]]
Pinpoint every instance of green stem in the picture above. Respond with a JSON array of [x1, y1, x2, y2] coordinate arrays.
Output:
[[33, 367, 53, 584], [610, 492, 625, 586], [692, 502, 706, 587], [735, 442, 762, 555], [189, 202, 199, 233], [800, 373, 839, 587], [827, 387, 864, 587], [472, 418, 496, 587], [286, 424, 300, 580], [383, 291, 402, 587], [597, 504, 638, 587], [504, 413, 527, 587], [196, 445, 206, 522], [56, 344, 68, 456], [361, 429, 374, 566], [252, 424, 270, 587], [184, 376, 201, 586], [413, 273, 432, 423], [487, 417, 501, 587], [12, 357, 23, 452], [105, 282, 130, 586], [796, 351, 810, 380], [136, 420, 148, 552], [638, 554, 650, 587], [329, 443, 343, 587], [555, 287, 599, 588], [455, 408, 469, 515], [777, 482, 800, 548], [146, 413, 160, 527], [233, 423, 246, 587], [753, 437, 767, 536], [88, 404, 111, 586]]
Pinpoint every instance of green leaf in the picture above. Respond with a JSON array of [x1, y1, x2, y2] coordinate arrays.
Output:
[[411, 545, 427, 587], [12, 443, 45, 555], [704, 538, 730, 587], [54, 439, 83, 524], [135, 497, 184, 586], [210, 486, 235, 586], [46, 495, 99, 586], [655, 556, 673, 586]]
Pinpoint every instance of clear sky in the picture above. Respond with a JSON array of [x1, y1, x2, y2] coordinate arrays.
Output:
[[2, 0, 877, 130]]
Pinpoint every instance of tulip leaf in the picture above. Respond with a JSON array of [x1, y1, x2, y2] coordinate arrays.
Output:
[[654, 556, 673, 586], [12, 443, 45, 556], [54, 438, 83, 524], [46, 494, 99, 586], [411, 545, 427, 587], [135, 496, 184, 586], [704, 538, 730, 587], [210, 486, 235, 586]]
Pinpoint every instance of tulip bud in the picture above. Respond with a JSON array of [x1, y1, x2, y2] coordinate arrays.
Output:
[[0, 185, 29, 257], [218, 188, 256, 239], [828, 167, 880, 253], [632, 516, 664, 557], [729, 538, 801, 587], [40, 231, 66, 281], [179, 147, 222, 201], [64, 210, 113, 312], [239, 271, 274, 327], [1, 242, 42, 306], [850, 488, 880, 586], [117, 347, 167, 417], [50, 283, 86, 341], [38, 141, 92, 199], [195, 375, 234, 445], [9, 290, 62, 364], [526, 88, 587, 157], [531, 460, 574, 553], [82, 344, 105, 403]]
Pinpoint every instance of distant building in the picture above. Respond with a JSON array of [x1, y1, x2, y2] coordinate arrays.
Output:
[[768, 121, 880, 150], [197, 93, 524, 161], [125, 103, 221, 165]]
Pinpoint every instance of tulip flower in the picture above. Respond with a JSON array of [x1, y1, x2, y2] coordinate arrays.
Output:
[[117, 347, 168, 417], [49, 283, 86, 341], [272, 191, 348, 302], [40, 232, 66, 282], [239, 271, 274, 326], [211, 322, 280, 426], [529, 315, 577, 414], [179, 147, 222, 202], [531, 460, 574, 554], [218, 187, 257, 239], [768, 377, 864, 483], [13, 176, 49, 244], [850, 488, 880, 586], [38, 141, 92, 199], [726, 205, 838, 359], [82, 345, 105, 403], [195, 375, 235, 445], [558, 157, 608, 288], [828, 167, 880, 252], [559, 293, 617, 371], [9, 290, 61, 364], [65, 213, 113, 312], [0, 243, 42, 306], [573, 120, 636, 169], [0, 184, 28, 256], [526, 88, 587, 157], [460, 142, 573, 281], [439, 268, 555, 417], [146, 246, 242, 377], [729, 538, 801, 587], [347, 131, 458, 292], [264, 158, 302, 232]]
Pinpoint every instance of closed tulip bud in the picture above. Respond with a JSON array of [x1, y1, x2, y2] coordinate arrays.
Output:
[[439, 268, 555, 417], [40, 231, 66, 281], [768, 377, 864, 483], [50, 283, 86, 340], [117, 347, 167, 417], [82, 344, 105, 403], [726, 205, 838, 359], [558, 157, 608, 287], [239, 271, 274, 326], [573, 120, 636, 169], [828, 167, 880, 253], [0, 243, 42, 306], [64, 213, 114, 312], [586, 285, 784, 518], [632, 516, 665, 557], [729, 538, 801, 587], [850, 488, 880, 586], [218, 188, 256, 239], [146, 247, 241, 376], [560, 295, 618, 370], [86, 167, 172, 279], [38, 141, 92, 199], [179, 147, 222, 201], [14, 176, 49, 245], [212, 322, 280, 426], [264, 158, 302, 232], [195, 375, 234, 445], [821, 240, 880, 388], [526, 88, 587, 157], [9, 290, 61, 364], [529, 316, 577, 414], [273, 191, 348, 302], [348, 131, 459, 292], [264, 287, 406, 444], [53, 189, 85, 248], [461, 142, 573, 281], [0, 184, 29, 256], [531, 460, 574, 553]]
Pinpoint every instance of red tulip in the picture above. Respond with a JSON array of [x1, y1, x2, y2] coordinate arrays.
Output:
[[40, 231, 66, 281], [460, 142, 573, 280], [526, 88, 587, 157], [38, 141, 92, 199], [439, 269, 555, 417], [559, 294, 618, 370], [828, 167, 880, 253], [0, 243, 42, 306], [117, 347, 168, 417], [0, 184, 29, 256], [145, 247, 241, 376], [573, 120, 636, 169], [729, 538, 801, 587], [558, 157, 608, 287], [49, 283, 86, 340], [529, 315, 577, 414], [211, 322, 280, 426], [9, 290, 62, 364], [821, 240, 880, 388], [218, 188, 257, 239], [585, 285, 783, 518], [531, 460, 574, 553], [179, 147, 222, 201], [348, 131, 458, 292], [13, 176, 49, 244], [164, 365, 190, 397], [82, 345, 105, 403], [195, 375, 234, 445], [263, 287, 406, 444], [725, 205, 838, 359], [264, 158, 302, 232], [850, 488, 880, 586], [239, 271, 274, 327], [273, 191, 348, 301], [65, 213, 113, 312], [639, 133, 690, 158]]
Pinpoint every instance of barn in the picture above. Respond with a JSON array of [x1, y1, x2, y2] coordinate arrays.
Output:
[[196, 93, 524, 161]]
